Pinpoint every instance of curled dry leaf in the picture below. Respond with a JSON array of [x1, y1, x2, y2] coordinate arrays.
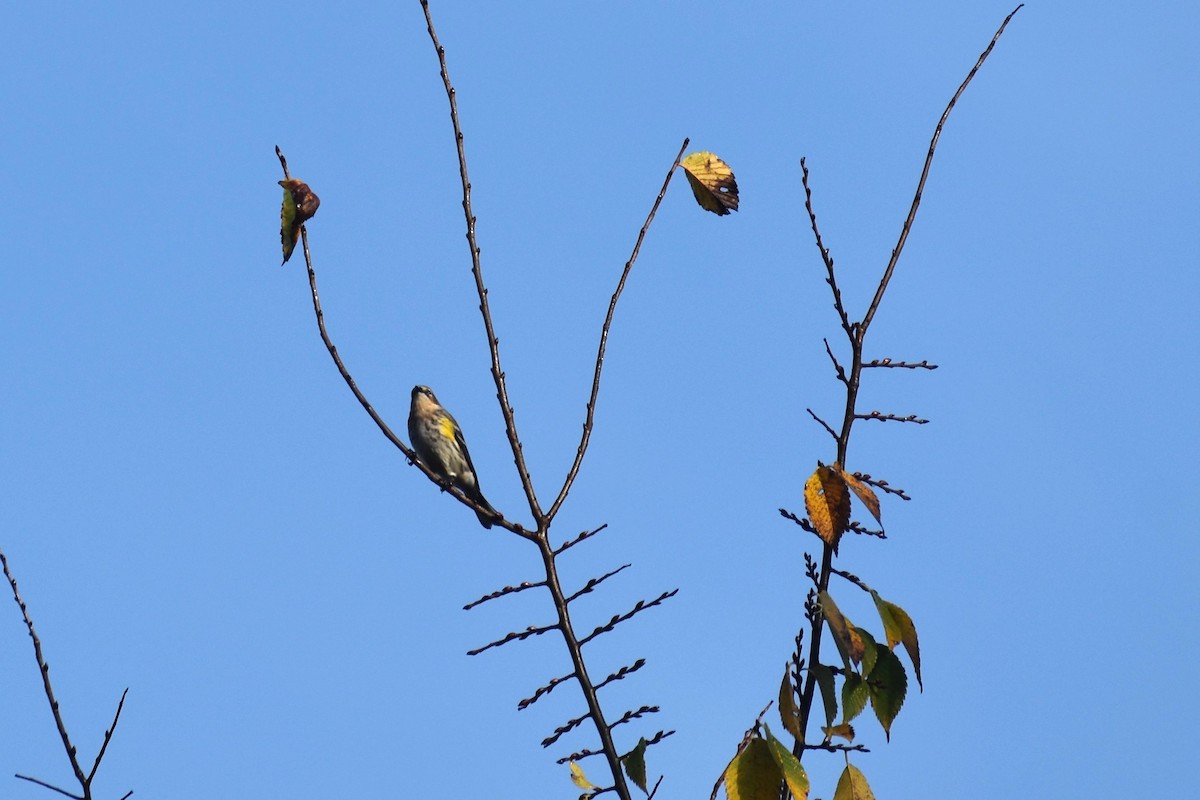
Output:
[[279, 178, 320, 264]]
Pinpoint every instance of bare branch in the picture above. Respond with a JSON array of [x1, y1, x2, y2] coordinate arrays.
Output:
[[463, 579, 547, 611], [555, 730, 675, 766], [420, 0, 542, 522], [800, 158, 853, 337], [863, 357, 938, 370], [554, 524, 608, 556], [861, 3, 1024, 336], [608, 705, 659, 730], [14, 775, 82, 800], [467, 622, 559, 656], [542, 709, 591, 748], [579, 589, 679, 646], [86, 688, 129, 784], [595, 658, 647, 691], [518, 670, 576, 711], [831, 568, 872, 593], [566, 564, 631, 604], [2, 548, 88, 789], [851, 471, 911, 501], [847, 521, 886, 539], [805, 408, 839, 441], [548, 139, 690, 523], [854, 411, 929, 425]]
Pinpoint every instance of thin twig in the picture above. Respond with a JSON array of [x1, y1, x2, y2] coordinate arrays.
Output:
[[547, 139, 690, 523], [861, 4, 1024, 337], [2, 549, 88, 789], [14, 775, 82, 800], [421, 0, 542, 523], [806, 408, 839, 441], [801, 159, 852, 337], [86, 688, 129, 784], [274, 146, 530, 538]]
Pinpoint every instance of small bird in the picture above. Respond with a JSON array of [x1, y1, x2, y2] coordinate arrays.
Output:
[[407, 385, 499, 529]]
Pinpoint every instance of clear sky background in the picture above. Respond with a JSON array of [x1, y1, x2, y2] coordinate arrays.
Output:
[[3, 3, 1197, 798]]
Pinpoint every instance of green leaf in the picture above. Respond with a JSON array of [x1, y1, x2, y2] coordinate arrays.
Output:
[[832, 763, 876, 800], [724, 738, 781, 800], [810, 663, 838, 728], [855, 627, 878, 677], [819, 591, 861, 668], [871, 590, 923, 691], [622, 738, 649, 795], [841, 672, 868, 723], [867, 646, 908, 741], [779, 665, 802, 739], [763, 725, 809, 800]]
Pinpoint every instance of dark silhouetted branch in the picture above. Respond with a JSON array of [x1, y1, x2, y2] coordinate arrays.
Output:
[[463, 579, 547, 611], [421, 1, 542, 523], [3, 548, 132, 800], [579, 590, 678, 646], [547, 139, 690, 524], [854, 411, 929, 424], [595, 659, 647, 691], [609, 705, 659, 730], [566, 565, 631, 604], [467, 622, 559, 656], [863, 358, 938, 370], [518, 670, 577, 711], [554, 524, 608, 556], [852, 472, 911, 501], [542, 710, 592, 748]]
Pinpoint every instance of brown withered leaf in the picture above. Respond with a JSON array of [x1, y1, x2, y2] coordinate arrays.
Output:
[[279, 178, 320, 264]]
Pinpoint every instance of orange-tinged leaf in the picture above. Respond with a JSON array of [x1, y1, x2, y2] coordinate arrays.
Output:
[[279, 178, 320, 264], [871, 591, 923, 691], [805, 464, 850, 553], [832, 764, 876, 800], [778, 665, 802, 739], [724, 738, 780, 800], [764, 726, 809, 800], [840, 468, 882, 528], [819, 591, 862, 667], [821, 723, 855, 743], [680, 151, 739, 215]]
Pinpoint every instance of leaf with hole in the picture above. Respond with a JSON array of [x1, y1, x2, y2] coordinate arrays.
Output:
[[680, 151, 739, 215]]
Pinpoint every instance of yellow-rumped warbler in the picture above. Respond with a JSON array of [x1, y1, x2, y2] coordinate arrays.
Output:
[[407, 385, 499, 529]]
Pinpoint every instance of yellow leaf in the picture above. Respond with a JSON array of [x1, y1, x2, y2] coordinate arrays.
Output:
[[569, 762, 597, 792], [279, 178, 320, 264], [871, 591, 923, 691], [821, 723, 855, 742], [725, 739, 781, 800], [680, 151, 739, 215], [832, 764, 875, 800], [805, 464, 850, 553], [840, 468, 882, 528], [778, 664, 802, 739]]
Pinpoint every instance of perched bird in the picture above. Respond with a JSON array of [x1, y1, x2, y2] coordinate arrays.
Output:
[[407, 385, 499, 529]]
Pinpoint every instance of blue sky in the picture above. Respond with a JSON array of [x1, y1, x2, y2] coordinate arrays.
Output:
[[3, 2, 1198, 798]]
